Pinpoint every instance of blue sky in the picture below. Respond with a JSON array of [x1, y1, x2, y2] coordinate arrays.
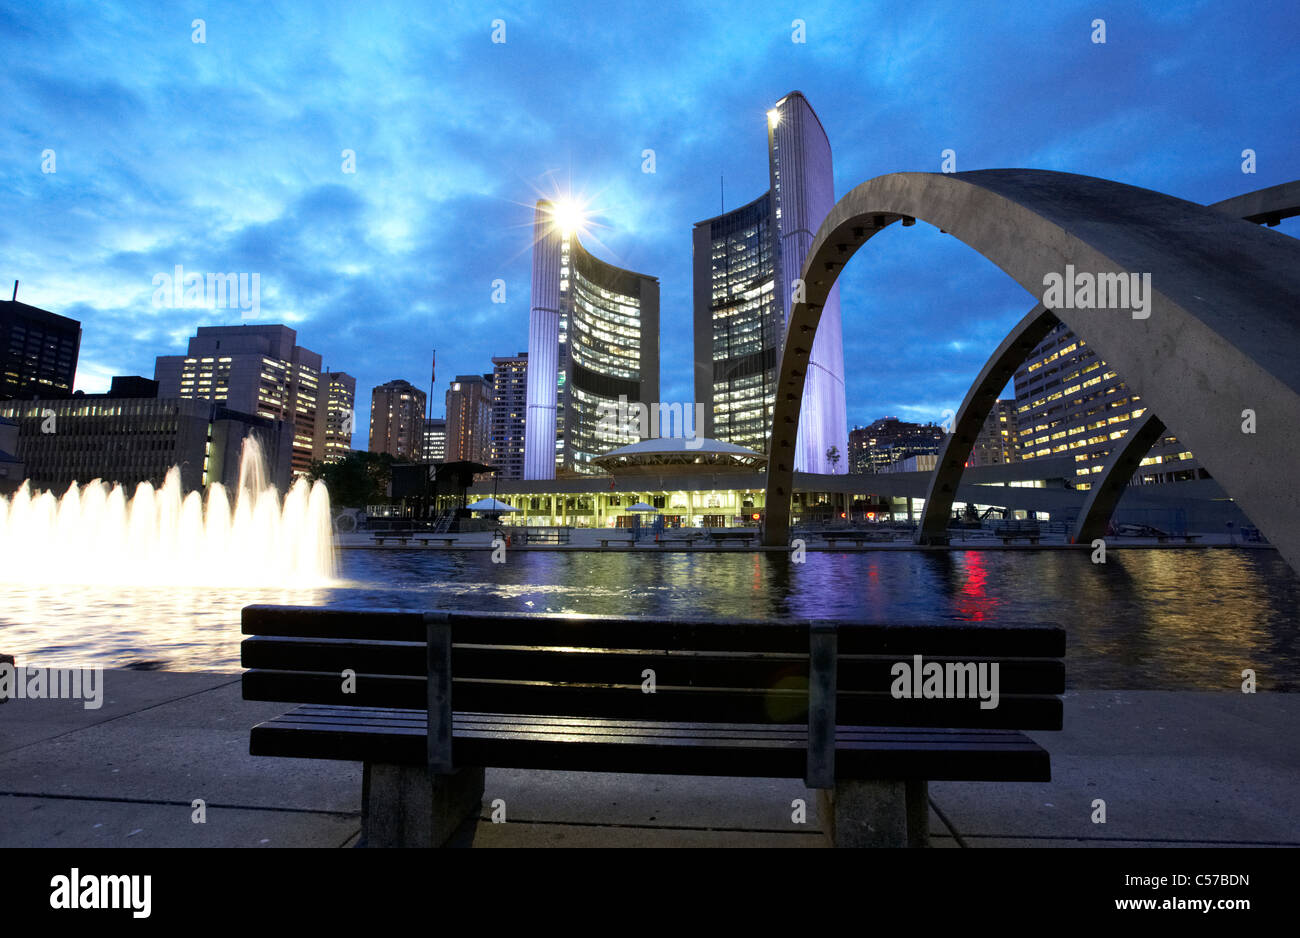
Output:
[[3, 0, 1297, 445]]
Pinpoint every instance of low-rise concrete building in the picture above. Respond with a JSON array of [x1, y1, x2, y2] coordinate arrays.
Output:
[[0, 380, 293, 493]]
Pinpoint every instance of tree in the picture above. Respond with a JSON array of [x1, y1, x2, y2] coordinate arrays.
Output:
[[825, 445, 841, 474], [306, 451, 395, 508]]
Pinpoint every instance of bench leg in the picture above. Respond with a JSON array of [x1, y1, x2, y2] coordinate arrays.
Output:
[[361, 764, 484, 848], [819, 779, 929, 847], [906, 780, 930, 847]]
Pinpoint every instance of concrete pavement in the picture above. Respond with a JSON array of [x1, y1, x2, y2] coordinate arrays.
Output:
[[1, 671, 1295, 847]]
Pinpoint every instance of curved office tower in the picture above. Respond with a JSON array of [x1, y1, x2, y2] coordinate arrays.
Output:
[[525, 200, 660, 479], [693, 91, 848, 473]]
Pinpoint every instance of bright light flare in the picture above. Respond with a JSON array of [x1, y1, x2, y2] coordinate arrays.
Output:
[[548, 198, 590, 237]]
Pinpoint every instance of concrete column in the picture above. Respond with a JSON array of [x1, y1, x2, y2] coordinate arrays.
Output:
[[818, 778, 929, 847], [361, 764, 485, 848]]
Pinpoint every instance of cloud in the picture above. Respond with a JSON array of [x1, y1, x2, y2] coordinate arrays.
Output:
[[1, 0, 1295, 446]]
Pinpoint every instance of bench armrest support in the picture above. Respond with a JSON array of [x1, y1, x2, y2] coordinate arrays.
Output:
[[806, 623, 838, 789], [426, 614, 454, 773]]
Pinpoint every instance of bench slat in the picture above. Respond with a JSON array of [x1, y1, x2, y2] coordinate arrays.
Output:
[[242, 670, 1062, 729], [278, 706, 1045, 744], [240, 638, 1066, 693], [250, 706, 1050, 780], [241, 605, 1065, 657]]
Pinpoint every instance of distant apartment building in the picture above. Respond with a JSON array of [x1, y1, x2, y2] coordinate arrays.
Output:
[[422, 418, 446, 462], [369, 379, 425, 459], [490, 353, 527, 479], [967, 399, 1020, 468], [848, 418, 948, 473], [446, 373, 493, 464], [882, 453, 938, 474], [1, 297, 81, 401], [692, 91, 847, 470], [0, 415, 23, 494], [154, 324, 321, 475], [525, 200, 660, 479], [1013, 322, 1203, 490], [312, 370, 356, 465], [0, 376, 293, 493]]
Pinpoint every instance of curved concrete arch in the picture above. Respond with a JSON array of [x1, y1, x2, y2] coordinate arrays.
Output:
[[1210, 179, 1300, 227], [912, 179, 1300, 546], [914, 304, 1059, 544], [761, 169, 1300, 574], [1069, 410, 1168, 544]]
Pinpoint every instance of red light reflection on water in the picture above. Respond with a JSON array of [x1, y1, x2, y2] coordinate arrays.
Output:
[[955, 551, 999, 621]]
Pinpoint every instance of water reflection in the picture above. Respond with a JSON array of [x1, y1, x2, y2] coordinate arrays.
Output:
[[0, 548, 1295, 690]]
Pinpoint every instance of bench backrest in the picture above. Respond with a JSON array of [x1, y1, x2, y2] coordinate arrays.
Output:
[[242, 605, 1064, 731]]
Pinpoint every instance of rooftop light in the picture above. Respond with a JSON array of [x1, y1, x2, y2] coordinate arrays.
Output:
[[549, 198, 589, 237]]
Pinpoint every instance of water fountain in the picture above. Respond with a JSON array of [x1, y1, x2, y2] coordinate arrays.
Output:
[[0, 437, 336, 588]]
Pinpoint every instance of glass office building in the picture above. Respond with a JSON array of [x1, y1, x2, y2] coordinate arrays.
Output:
[[525, 200, 660, 479], [693, 91, 847, 473]]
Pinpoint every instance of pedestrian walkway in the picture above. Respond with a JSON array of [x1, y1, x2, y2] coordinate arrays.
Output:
[[1, 672, 1295, 846]]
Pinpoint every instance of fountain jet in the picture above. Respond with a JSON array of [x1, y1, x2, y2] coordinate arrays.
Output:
[[0, 437, 337, 587]]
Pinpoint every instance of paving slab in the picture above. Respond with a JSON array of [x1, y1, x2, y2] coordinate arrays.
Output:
[[483, 767, 951, 837], [0, 795, 359, 848], [483, 768, 820, 831], [0, 677, 361, 813], [963, 837, 1278, 848], [930, 691, 1300, 845], [468, 820, 821, 847], [2, 675, 1295, 847], [0, 670, 237, 754]]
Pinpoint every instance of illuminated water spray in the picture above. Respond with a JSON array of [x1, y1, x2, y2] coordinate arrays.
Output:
[[0, 437, 337, 587]]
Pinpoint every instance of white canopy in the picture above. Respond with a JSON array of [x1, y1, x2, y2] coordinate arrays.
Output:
[[465, 497, 519, 512]]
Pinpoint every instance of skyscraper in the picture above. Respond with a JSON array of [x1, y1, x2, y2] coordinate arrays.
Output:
[[154, 324, 320, 474], [312, 370, 356, 464], [490, 353, 527, 479], [693, 91, 847, 473], [525, 200, 660, 479], [1, 296, 81, 401], [445, 373, 493, 464], [368, 379, 425, 459]]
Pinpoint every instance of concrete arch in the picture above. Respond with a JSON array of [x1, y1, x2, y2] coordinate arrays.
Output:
[[914, 304, 1059, 545], [1209, 179, 1300, 227], [761, 169, 1300, 573], [1070, 410, 1168, 544], [912, 180, 1300, 547]]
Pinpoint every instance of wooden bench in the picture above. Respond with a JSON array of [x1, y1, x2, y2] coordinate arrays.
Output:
[[991, 521, 1042, 545], [414, 536, 457, 547], [241, 605, 1064, 848], [822, 531, 872, 548], [706, 531, 757, 546], [656, 536, 697, 549], [1155, 534, 1202, 544], [371, 534, 412, 546], [523, 527, 571, 545], [598, 535, 636, 548]]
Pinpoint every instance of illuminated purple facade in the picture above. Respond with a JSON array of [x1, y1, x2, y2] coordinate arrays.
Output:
[[693, 91, 847, 473], [525, 203, 562, 479]]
